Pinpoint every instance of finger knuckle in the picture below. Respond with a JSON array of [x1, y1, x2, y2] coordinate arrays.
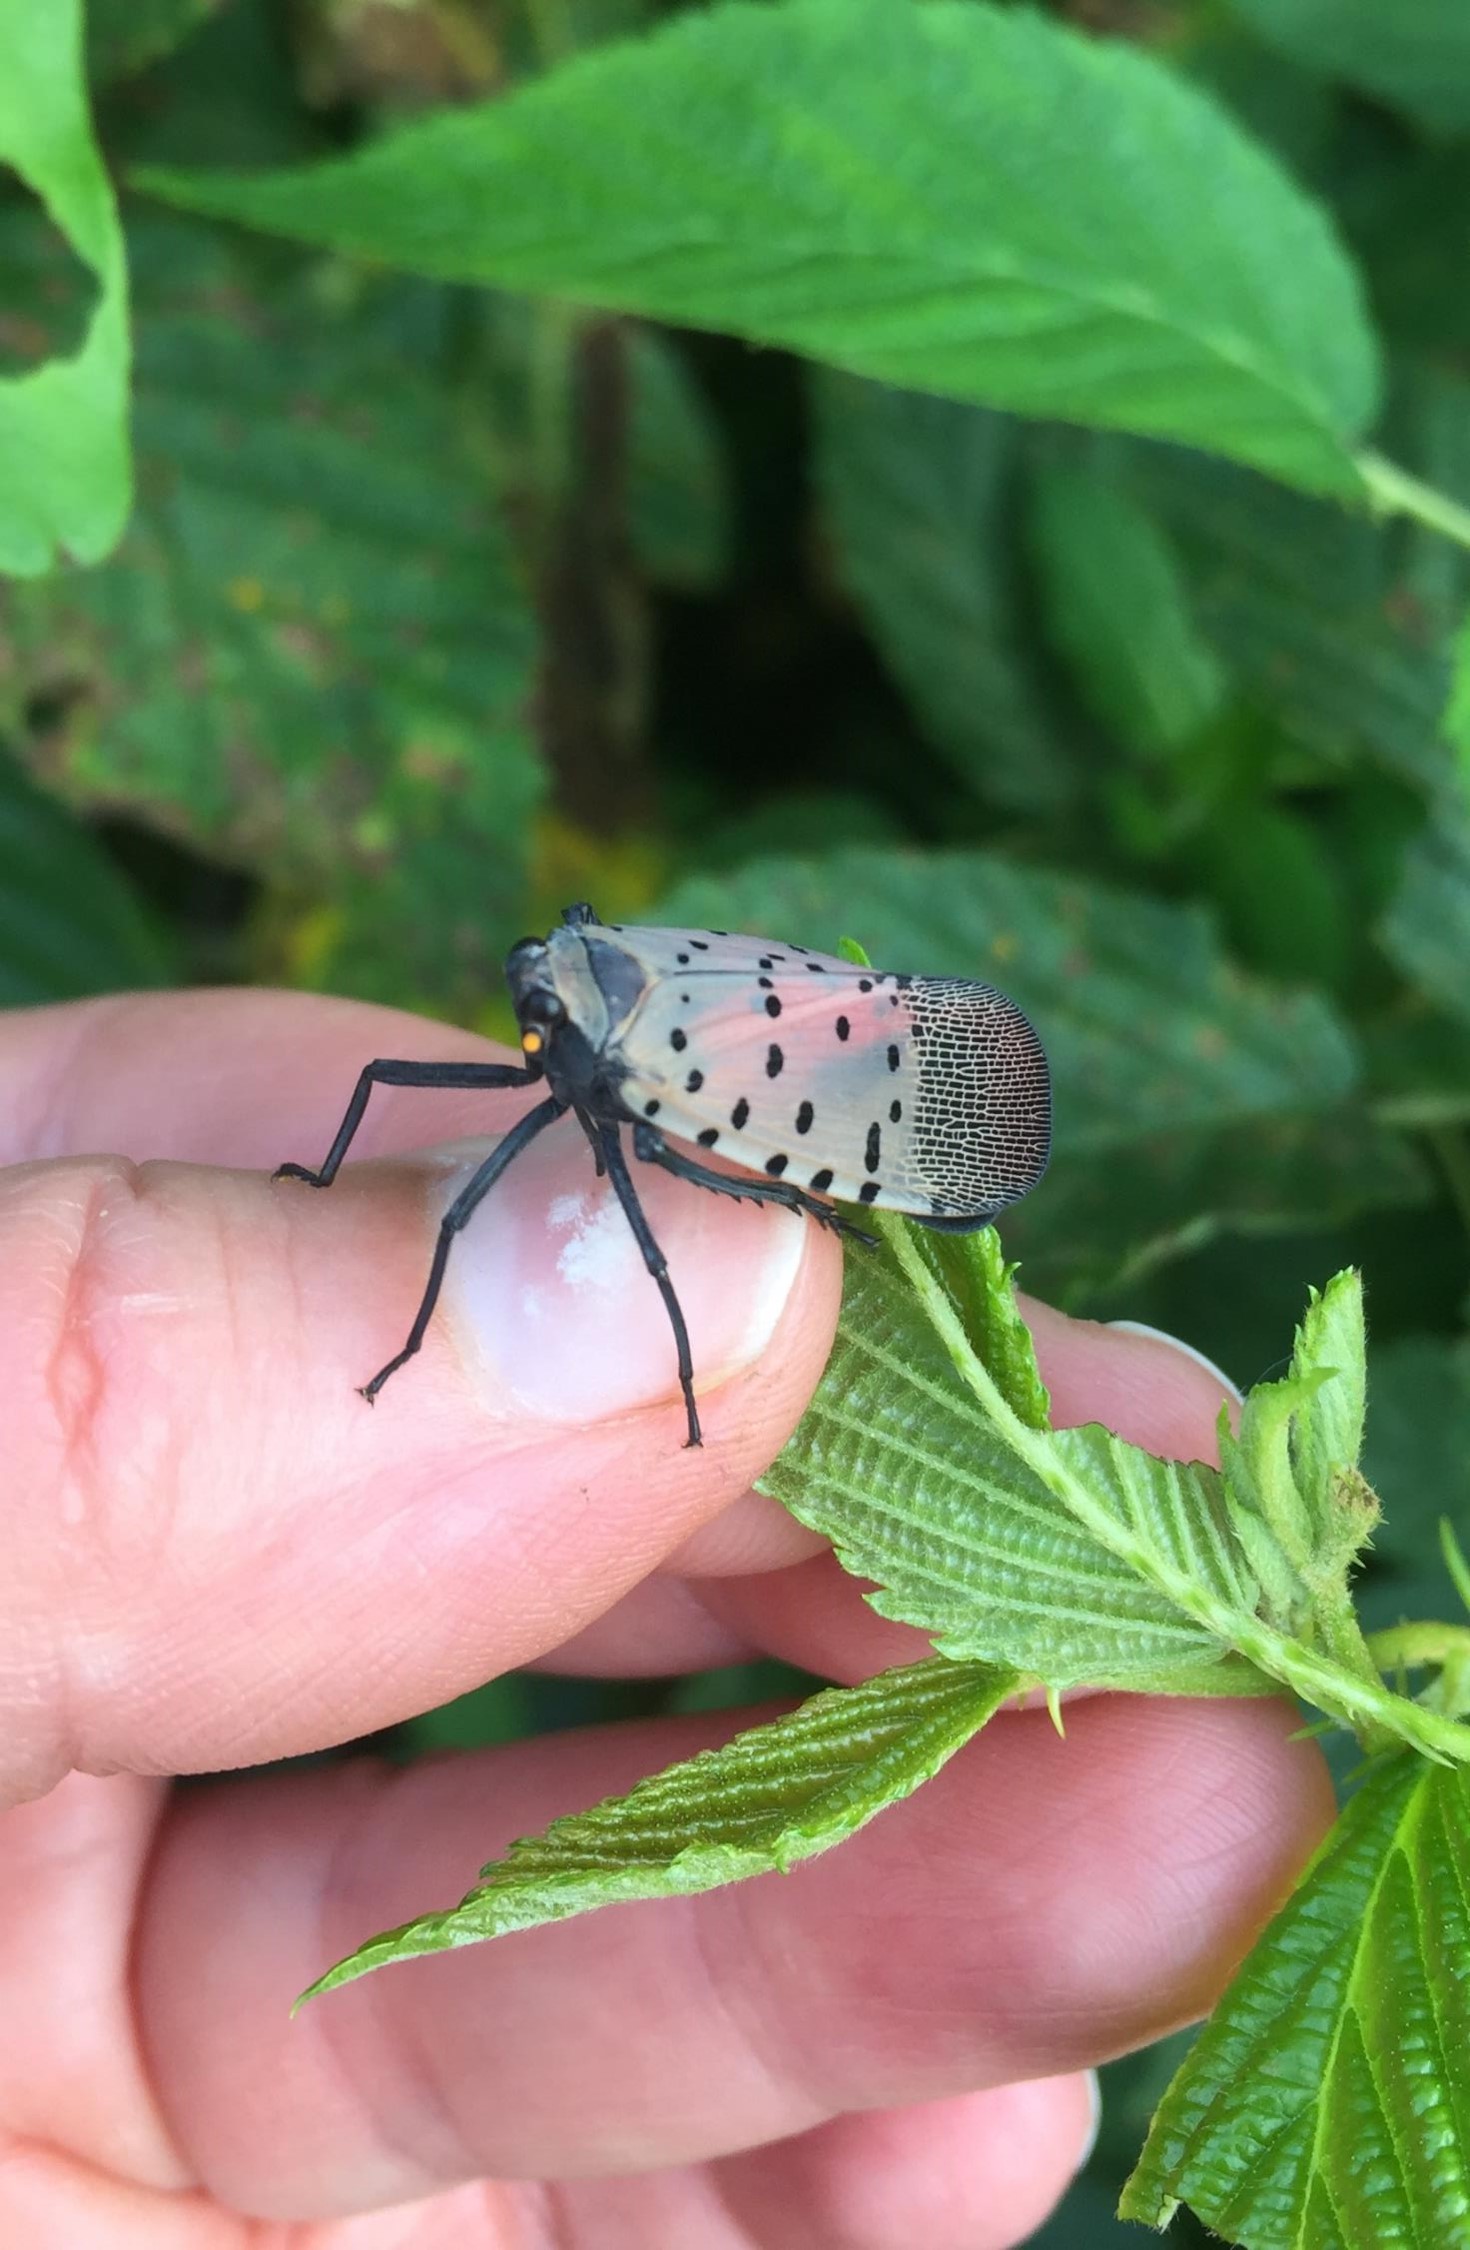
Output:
[[23, 1157, 189, 1533]]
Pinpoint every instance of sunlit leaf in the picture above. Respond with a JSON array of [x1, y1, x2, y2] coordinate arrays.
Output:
[[1123, 1755, 1470, 2248], [761, 1231, 1258, 1689], [0, 0, 130, 573], [138, 0, 1381, 493], [305, 1657, 1017, 1996]]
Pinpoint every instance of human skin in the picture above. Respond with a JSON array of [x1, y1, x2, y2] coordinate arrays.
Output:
[[0, 990, 1336, 2248]]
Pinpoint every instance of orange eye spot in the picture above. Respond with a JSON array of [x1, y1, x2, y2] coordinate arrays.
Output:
[[522, 1030, 544, 1055]]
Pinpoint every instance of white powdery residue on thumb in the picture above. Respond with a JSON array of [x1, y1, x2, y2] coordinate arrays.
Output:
[[556, 1187, 635, 1294]]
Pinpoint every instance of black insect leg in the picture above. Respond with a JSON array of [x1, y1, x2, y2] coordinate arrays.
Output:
[[275, 1059, 538, 1189], [359, 1094, 565, 1402], [593, 1123, 702, 1448], [631, 1124, 877, 1246], [574, 1104, 608, 1176]]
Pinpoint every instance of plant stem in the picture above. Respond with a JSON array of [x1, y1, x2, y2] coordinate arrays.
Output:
[[884, 1221, 1470, 1767], [1357, 451, 1470, 555]]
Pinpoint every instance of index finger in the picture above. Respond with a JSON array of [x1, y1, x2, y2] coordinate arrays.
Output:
[[1, 991, 842, 1804]]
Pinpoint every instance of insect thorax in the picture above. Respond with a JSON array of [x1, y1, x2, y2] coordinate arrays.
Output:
[[505, 925, 651, 1110]]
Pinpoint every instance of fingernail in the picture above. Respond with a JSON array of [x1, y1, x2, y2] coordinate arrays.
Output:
[[1074, 2068, 1103, 2173], [1107, 1320, 1242, 1403], [436, 1129, 808, 1425]]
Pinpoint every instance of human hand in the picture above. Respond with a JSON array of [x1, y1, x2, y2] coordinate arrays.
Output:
[[0, 989, 1334, 2248]]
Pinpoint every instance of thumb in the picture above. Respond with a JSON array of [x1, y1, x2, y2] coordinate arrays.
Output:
[[3, 1100, 839, 1805]]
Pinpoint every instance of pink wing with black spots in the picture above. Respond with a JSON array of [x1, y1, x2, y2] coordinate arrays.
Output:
[[599, 925, 1050, 1223]]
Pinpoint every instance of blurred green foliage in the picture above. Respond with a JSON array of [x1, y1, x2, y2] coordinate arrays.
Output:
[[7, 1, 1470, 2237]]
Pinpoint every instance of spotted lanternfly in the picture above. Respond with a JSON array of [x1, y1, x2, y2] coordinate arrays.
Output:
[[276, 902, 1050, 1446]]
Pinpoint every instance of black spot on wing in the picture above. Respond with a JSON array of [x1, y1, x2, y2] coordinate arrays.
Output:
[[765, 1153, 789, 1177], [697, 1127, 719, 1147], [795, 1100, 814, 1134], [644, 1100, 660, 1118], [887, 1043, 901, 1071], [858, 1181, 881, 1204], [765, 993, 782, 1018], [835, 1015, 850, 1042], [671, 1027, 687, 1052], [767, 1044, 784, 1078], [731, 1097, 750, 1129], [810, 1168, 834, 1192], [865, 1122, 881, 1173], [890, 1099, 902, 1123], [686, 1069, 704, 1093]]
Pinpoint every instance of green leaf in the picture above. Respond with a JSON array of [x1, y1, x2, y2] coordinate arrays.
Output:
[[1292, 1273, 1368, 1534], [1114, 444, 1455, 796], [769, 1232, 1470, 1752], [1228, 0, 1470, 138], [909, 1223, 1052, 1432], [1449, 612, 1470, 784], [761, 1227, 1258, 1690], [1379, 809, 1470, 1033], [1005, 1110, 1429, 1306], [1122, 1755, 1470, 2247], [1186, 793, 1354, 992], [658, 848, 1360, 1156], [1029, 460, 1227, 762], [0, 0, 131, 573], [1218, 1272, 1378, 1663], [86, 0, 221, 86], [626, 326, 731, 592], [1345, 145, 1470, 356], [1358, 1336, 1470, 1632], [811, 373, 1076, 813], [5, 229, 541, 1009], [303, 1656, 1018, 1997], [136, 0, 1382, 494], [0, 750, 170, 1002]]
